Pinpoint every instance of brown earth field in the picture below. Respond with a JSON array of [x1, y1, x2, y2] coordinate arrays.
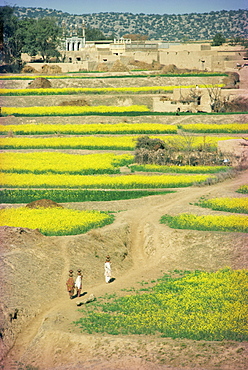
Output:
[[0, 70, 248, 370]]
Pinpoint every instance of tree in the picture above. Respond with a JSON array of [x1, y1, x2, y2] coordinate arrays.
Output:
[[205, 85, 226, 112], [211, 33, 226, 46], [85, 27, 106, 41], [0, 6, 24, 68], [21, 17, 62, 62], [229, 36, 248, 48], [0, 7, 62, 68]]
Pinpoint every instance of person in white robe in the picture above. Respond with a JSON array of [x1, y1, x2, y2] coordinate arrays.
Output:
[[104, 256, 112, 283], [75, 269, 82, 297]]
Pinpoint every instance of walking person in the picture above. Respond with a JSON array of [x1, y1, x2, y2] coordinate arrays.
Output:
[[66, 270, 75, 299], [104, 255, 112, 283], [75, 269, 83, 297]]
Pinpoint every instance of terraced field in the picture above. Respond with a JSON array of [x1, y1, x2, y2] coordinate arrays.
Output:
[[0, 71, 247, 370]]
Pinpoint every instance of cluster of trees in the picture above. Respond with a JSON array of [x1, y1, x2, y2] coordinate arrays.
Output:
[[85, 28, 107, 41], [1, 5, 247, 71], [0, 5, 106, 71], [13, 7, 248, 41], [0, 6, 62, 70], [211, 33, 248, 47]]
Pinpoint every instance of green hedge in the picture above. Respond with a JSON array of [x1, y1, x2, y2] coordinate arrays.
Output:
[[0, 189, 175, 203]]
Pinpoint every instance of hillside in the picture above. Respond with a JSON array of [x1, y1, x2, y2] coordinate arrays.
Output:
[[0, 65, 248, 369], [13, 7, 248, 41], [1, 169, 248, 370]]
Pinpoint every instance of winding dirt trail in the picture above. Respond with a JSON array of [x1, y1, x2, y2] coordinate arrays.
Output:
[[2, 170, 248, 370]]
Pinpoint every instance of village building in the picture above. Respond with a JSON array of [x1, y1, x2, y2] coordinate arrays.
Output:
[[21, 20, 247, 114], [22, 17, 247, 73]]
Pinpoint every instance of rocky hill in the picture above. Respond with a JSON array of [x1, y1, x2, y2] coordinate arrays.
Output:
[[13, 7, 248, 41]]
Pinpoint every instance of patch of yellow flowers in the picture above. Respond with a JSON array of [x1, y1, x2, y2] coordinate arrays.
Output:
[[181, 123, 248, 133], [161, 213, 248, 232], [0, 136, 137, 150], [0, 172, 214, 189], [0, 123, 177, 135], [0, 84, 224, 96], [237, 185, 248, 194], [0, 135, 239, 150], [1, 105, 149, 116], [198, 197, 248, 213], [0, 207, 113, 236], [76, 269, 248, 340], [0, 152, 133, 174]]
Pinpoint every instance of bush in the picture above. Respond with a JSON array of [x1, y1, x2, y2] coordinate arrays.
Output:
[[135, 135, 167, 150], [134, 136, 225, 166], [212, 33, 226, 46]]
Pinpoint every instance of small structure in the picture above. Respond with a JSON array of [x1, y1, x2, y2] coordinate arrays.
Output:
[[153, 85, 247, 114], [62, 18, 86, 52], [153, 86, 212, 113]]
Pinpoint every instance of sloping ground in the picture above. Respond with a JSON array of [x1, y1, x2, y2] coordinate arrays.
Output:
[[1, 69, 247, 369], [1, 169, 248, 370]]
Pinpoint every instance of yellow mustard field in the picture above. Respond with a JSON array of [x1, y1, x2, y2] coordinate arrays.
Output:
[[1, 105, 150, 116], [0, 123, 177, 135], [181, 123, 248, 133], [0, 207, 113, 236], [0, 135, 239, 150], [0, 84, 224, 95], [0, 152, 133, 174], [75, 269, 248, 340], [197, 197, 248, 213], [160, 213, 248, 232], [0, 172, 214, 188]]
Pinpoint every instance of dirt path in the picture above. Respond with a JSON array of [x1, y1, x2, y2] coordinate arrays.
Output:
[[2, 170, 248, 369]]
